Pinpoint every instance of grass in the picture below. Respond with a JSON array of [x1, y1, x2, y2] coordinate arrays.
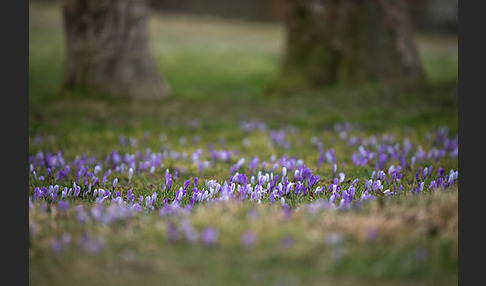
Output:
[[29, 2, 458, 285]]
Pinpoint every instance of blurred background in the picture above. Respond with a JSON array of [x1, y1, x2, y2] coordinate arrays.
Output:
[[149, 0, 457, 35], [32, 0, 457, 33], [29, 0, 458, 147]]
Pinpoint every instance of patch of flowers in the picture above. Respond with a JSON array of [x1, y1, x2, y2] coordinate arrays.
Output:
[[29, 123, 458, 255]]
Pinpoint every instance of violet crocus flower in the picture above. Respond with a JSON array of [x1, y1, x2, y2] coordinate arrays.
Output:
[[269, 192, 276, 204], [365, 179, 372, 191], [79, 233, 105, 253], [308, 174, 319, 189], [422, 167, 428, 180], [128, 168, 134, 182], [126, 189, 132, 202], [294, 169, 301, 181], [73, 185, 81, 198], [366, 227, 378, 241], [102, 176, 107, 188], [113, 178, 118, 190], [51, 237, 63, 254], [167, 222, 179, 243], [338, 173, 345, 183], [180, 219, 198, 243], [58, 200, 70, 214], [329, 192, 339, 204], [201, 226, 219, 247], [285, 182, 294, 195], [241, 231, 258, 249], [438, 167, 445, 178], [165, 175, 173, 192], [94, 165, 101, 175]]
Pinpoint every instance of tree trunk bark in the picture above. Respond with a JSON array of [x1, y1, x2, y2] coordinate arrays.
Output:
[[61, 0, 170, 100], [273, 0, 425, 91]]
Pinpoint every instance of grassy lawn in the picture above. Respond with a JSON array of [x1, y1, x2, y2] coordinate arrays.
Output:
[[29, 2, 458, 285]]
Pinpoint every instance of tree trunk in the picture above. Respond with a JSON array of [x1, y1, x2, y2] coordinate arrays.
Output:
[[61, 0, 170, 100], [272, 0, 425, 92]]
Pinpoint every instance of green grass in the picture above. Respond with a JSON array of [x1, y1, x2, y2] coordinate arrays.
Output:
[[29, 2, 458, 285]]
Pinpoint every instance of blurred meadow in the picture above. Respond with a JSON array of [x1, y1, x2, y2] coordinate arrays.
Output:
[[29, 1, 458, 285]]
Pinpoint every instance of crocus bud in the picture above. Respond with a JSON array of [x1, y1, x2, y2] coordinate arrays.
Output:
[[128, 168, 134, 182]]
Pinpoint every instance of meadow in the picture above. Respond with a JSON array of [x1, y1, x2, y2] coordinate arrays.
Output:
[[29, 2, 458, 285]]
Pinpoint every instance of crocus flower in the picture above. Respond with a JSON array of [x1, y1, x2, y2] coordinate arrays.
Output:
[[241, 231, 258, 249], [422, 167, 428, 180], [165, 176, 173, 192], [180, 219, 198, 243], [51, 237, 63, 254], [308, 174, 319, 188], [94, 165, 101, 175], [102, 176, 107, 188], [79, 233, 105, 253], [366, 227, 378, 242], [73, 185, 81, 198], [294, 169, 301, 181], [113, 178, 118, 190], [201, 226, 219, 247], [338, 172, 345, 183], [438, 167, 445, 178], [128, 168, 134, 182], [58, 200, 70, 214], [167, 222, 179, 243]]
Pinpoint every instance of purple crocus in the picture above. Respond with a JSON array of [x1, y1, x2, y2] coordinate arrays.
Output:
[[438, 167, 445, 178], [51, 237, 63, 254], [180, 219, 198, 243], [366, 227, 378, 242], [113, 178, 118, 190], [241, 231, 258, 249], [338, 172, 345, 183], [165, 175, 173, 192], [201, 226, 219, 247], [128, 168, 134, 182], [308, 174, 319, 189], [58, 200, 70, 214], [422, 167, 428, 180], [79, 233, 105, 253], [167, 222, 179, 243], [73, 185, 81, 198], [102, 176, 107, 188]]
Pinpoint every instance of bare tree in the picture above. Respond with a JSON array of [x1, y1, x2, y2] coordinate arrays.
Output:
[[273, 0, 425, 91], [61, 0, 170, 100]]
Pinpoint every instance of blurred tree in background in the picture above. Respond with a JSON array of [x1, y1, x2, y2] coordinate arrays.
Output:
[[49, 0, 456, 99], [61, 0, 171, 100], [270, 0, 425, 92]]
